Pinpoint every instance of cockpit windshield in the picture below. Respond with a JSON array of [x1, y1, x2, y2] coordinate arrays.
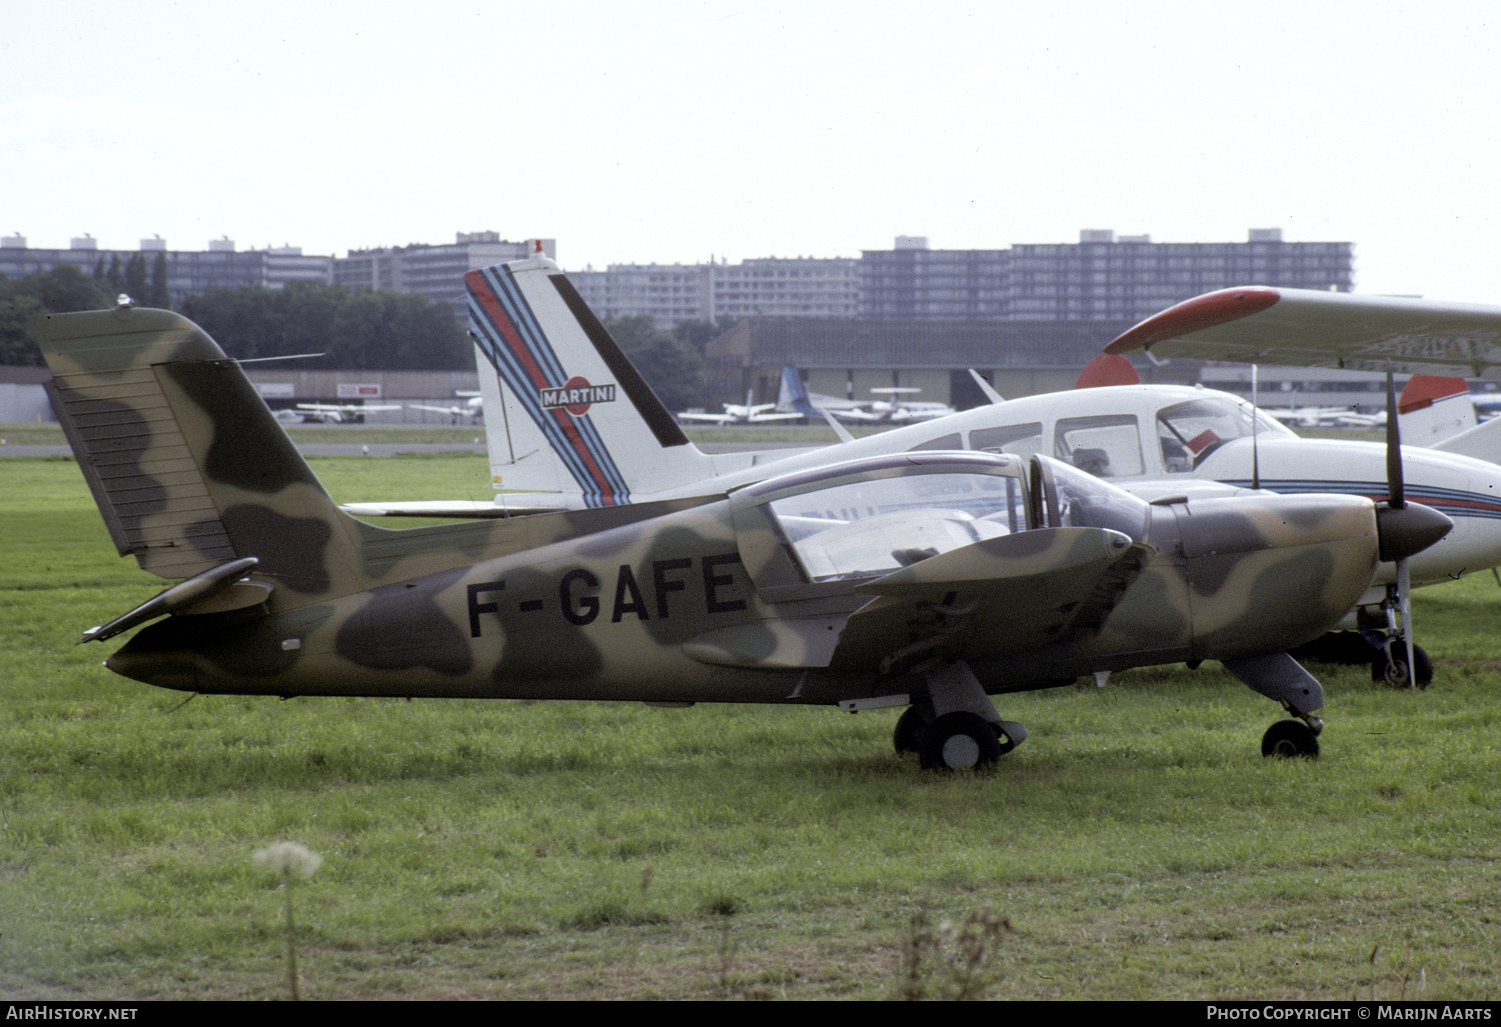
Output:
[[1031, 456, 1151, 542], [761, 465, 1027, 582], [1155, 396, 1291, 472]]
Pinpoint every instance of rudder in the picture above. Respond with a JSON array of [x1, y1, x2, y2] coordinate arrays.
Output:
[[467, 255, 725, 507]]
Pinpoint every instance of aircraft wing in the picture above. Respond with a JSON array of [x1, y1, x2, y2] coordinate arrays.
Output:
[[677, 411, 736, 424], [830, 408, 884, 423], [341, 496, 567, 518], [827, 527, 1151, 674], [1105, 286, 1501, 377], [297, 402, 402, 411]]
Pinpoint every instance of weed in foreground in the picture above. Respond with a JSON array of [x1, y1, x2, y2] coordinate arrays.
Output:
[[252, 841, 322, 1001], [894, 905, 1014, 1001]]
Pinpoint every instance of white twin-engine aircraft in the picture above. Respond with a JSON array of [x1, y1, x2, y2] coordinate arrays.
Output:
[[343, 255, 1501, 679]]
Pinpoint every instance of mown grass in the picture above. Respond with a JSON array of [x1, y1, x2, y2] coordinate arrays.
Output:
[[2, 455, 1499, 1000]]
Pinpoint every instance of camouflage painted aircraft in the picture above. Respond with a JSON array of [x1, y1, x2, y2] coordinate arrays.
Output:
[[32, 301, 1451, 768]]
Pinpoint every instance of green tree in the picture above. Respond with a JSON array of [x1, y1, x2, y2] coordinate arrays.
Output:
[[672, 316, 740, 353], [148, 253, 171, 308], [123, 254, 148, 305], [178, 282, 468, 370], [603, 315, 704, 412], [0, 265, 115, 366]]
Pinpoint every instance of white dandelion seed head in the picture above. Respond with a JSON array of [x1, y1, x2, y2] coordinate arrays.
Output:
[[253, 841, 322, 879]]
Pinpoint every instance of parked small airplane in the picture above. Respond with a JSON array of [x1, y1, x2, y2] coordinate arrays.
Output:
[[29, 301, 1452, 766], [410, 393, 483, 424], [776, 369, 866, 420], [678, 390, 804, 426], [827, 387, 956, 425], [361, 256, 1501, 641], [292, 401, 401, 424]]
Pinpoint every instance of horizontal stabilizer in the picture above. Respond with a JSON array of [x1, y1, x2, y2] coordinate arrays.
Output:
[[81, 557, 264, 643]]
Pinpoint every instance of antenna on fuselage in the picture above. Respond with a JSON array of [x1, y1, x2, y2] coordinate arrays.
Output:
[[1251, 364, 1261, 491]]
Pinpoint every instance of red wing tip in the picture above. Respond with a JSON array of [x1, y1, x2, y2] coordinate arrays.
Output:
[[1398, 375, 1470, 414], [1104, 287, 1282, 354]]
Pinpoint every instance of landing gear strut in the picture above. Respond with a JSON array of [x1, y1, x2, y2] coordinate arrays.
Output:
[[1223, 652, 1327, 759], [892, 661, 1028, 771], [1291, 621, 1433, 688]]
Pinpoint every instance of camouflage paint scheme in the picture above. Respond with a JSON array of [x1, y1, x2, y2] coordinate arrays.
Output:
[[32, 304, 1447, 766]]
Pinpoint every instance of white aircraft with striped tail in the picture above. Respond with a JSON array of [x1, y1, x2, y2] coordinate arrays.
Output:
[[344, 258, 1501, 683]]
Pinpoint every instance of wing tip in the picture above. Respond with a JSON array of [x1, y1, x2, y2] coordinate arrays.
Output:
[[1104, 286, 1282, 355]]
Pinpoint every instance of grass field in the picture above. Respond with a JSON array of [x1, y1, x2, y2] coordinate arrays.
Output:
[[2, 448, 1499, 1001]]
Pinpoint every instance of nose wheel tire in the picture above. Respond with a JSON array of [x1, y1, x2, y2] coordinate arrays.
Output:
[[1372, 642, 1431, 688], [1261, 719, 1320, 759]]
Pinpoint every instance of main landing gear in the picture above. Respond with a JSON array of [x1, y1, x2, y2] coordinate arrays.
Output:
[[1291, 626, 1431, 688], [1223, 652, 1327, 760], [894, 706, 1027, 771], [891, 661, 1027, 772]]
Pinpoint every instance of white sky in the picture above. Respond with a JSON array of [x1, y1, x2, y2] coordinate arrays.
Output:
[[5, 0, 1499, 301]]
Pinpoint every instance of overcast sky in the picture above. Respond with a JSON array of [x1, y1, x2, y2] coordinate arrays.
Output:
[[6, 1, 1499, 302]]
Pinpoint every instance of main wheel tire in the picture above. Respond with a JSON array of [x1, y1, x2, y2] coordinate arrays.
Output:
[[992, 720, 1026, 756], [893, 705, 929, 755], [919, 712, 1003, 771], [1261, 719, 1320, 759]]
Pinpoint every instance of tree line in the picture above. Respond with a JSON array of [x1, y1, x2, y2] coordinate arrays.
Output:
[[1, 264, 715, 411]]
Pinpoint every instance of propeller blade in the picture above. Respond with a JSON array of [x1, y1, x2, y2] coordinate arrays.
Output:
[[1386, 370, 1405, 508]]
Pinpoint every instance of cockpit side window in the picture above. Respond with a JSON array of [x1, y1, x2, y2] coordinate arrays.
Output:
[[1053, 415, 1144, 478], [1155, 396, 1285, 471]]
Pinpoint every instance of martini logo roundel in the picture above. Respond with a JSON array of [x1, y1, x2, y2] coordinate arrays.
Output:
[[540, 376, 617, 417]]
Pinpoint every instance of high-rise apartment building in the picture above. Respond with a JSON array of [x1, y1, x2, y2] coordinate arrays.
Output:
[[566, 229, 1352, 328], [569, 256, 859, 327], [0, 234, 332, 307], [333, 233, 554, 317], [859, 229, 1353, 322]]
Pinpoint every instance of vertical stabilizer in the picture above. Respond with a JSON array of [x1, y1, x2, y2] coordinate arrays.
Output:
[[468, 257, 722, 507], [33, 305, 366, 601], [1398, 375, 1476, 446]]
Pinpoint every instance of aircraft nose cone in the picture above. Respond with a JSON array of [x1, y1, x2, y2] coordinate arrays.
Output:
[[1376, 500, 1453, 563]]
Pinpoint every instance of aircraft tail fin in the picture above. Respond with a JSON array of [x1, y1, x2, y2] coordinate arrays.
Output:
[[33, 305, 366, 599], [778, 365, 823, 419], [1398, 375, 1476, 446], [1074, 354, 1141, 389], [468, 256, 723, 507]]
